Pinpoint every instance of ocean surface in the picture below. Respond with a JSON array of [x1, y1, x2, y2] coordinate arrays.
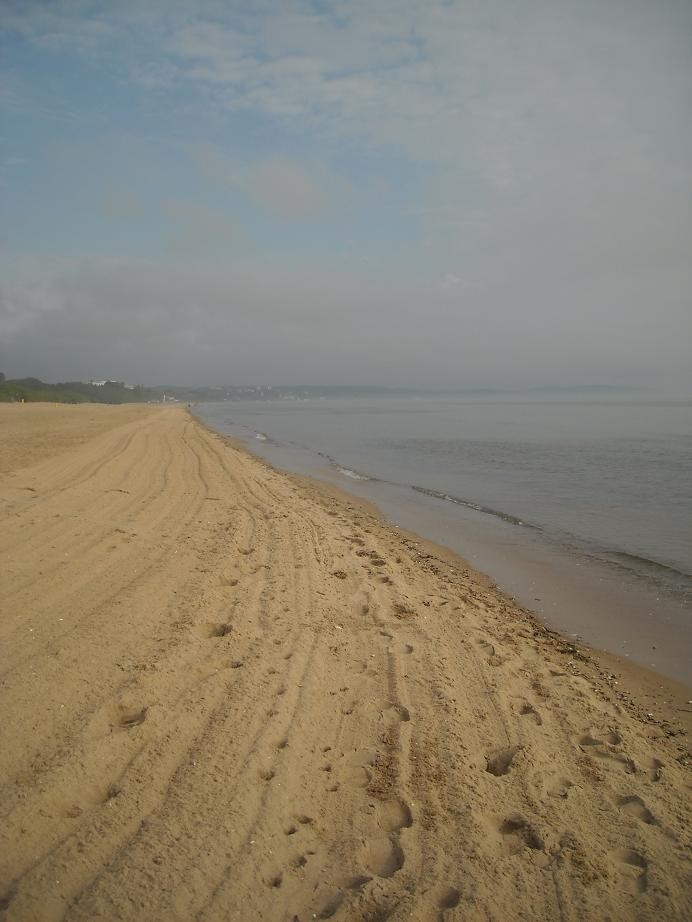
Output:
[[196, 396, 692, 682]]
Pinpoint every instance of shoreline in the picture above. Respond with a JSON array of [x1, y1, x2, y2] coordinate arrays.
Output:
[[294, 477, 692, 734], [197, 414, 692, 734], [1, 403, 690, 920], [194, 408, 692, 689]]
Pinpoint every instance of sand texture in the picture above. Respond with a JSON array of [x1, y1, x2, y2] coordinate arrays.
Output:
[[0, 404, 690, 921]]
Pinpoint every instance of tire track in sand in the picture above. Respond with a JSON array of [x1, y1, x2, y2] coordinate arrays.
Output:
[[0, 407, 689, 922]]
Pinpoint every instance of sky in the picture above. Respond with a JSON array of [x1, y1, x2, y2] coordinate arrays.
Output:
[[1, 0, 691, 391]]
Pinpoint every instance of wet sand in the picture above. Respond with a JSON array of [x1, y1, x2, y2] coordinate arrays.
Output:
[[203, 427, 691, 686], [0, 403, 690, 920]]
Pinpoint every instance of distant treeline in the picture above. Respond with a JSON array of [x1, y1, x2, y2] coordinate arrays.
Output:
[[0, 376, 641, 406], [0, 378, 405, 406], [158, 384, 405, 402], [0, 376, 158, 404]]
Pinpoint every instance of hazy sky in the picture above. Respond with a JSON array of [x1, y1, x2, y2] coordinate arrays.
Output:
[[1, 0, 691, 390]]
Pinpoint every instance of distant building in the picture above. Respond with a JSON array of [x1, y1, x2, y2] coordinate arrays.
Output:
[[89, 379, 135, 389]]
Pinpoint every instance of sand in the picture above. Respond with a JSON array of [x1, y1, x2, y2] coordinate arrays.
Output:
[[0, 403, 690, 921]]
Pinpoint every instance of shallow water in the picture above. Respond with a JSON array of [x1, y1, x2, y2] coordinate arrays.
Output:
[[196, 396, 692, 682]]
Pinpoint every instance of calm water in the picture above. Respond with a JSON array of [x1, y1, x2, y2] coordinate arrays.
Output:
[[197, 396, 692, 681]]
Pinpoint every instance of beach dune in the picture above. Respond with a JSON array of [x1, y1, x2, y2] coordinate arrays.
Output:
[[0, 404, 689, 921]]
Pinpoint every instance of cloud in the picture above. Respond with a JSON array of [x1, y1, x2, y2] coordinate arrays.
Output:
[[7, 2, 692, 196], [2, 2, 691, 392], [194, 145, 336, 220], [244, 159, 328, 219], [160, 198, 249, 257], [0, 255, 422, 384], [2, 251, 691, 391]]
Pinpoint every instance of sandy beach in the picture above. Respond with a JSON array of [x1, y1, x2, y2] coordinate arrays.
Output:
[[0, 403, 690, 921]]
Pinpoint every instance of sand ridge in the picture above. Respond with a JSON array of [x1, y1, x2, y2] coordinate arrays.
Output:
[[0, 404, 690, 921]]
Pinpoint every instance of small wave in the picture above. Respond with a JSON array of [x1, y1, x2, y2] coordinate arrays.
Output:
[[411, 486, 541, 531], [316, 451, 373, 482], [255, 432, 268, 441], [596, 549, 691, 584], [337, 466, 369, 481], [412, 486, 690, 595]]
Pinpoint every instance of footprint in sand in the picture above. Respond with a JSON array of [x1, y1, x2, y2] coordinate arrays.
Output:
[[478, 638, 505, 666], [104, 781, 122, 802], [392, 602, 414, 619], [204, 622, 232, 638], [0, 891, 16, 912], [116, 705, 148, 730], [67, 779, 121, 818], [343, 749, 376, 788], [518, 701, 542, 726], [486, 746, 521, 777], [376, 798, 413, 833], [616, 794, 657, 825], [361, 836, 404, 878], [644, 757, 664, 782], [316, 892, 344, 919], [545, 776, 574, 799], [494, 813, 544, 855], [437, 886, 461, 912], [578, 732, 635, 773], [612, 848, 648, 892], [382, 703, 411, 726]]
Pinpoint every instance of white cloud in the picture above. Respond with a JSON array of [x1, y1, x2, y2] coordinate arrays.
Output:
[[7, 1, 692, 197], [2, 1, 691, 390]]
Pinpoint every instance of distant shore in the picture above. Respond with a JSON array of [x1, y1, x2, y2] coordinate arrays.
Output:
[[0, 403, 690, 920]]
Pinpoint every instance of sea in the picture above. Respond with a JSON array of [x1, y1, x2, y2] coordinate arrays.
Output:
[[196, 395, 692, 684]]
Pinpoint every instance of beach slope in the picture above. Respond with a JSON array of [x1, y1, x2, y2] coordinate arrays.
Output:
[[0, 404, 689, 921]]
